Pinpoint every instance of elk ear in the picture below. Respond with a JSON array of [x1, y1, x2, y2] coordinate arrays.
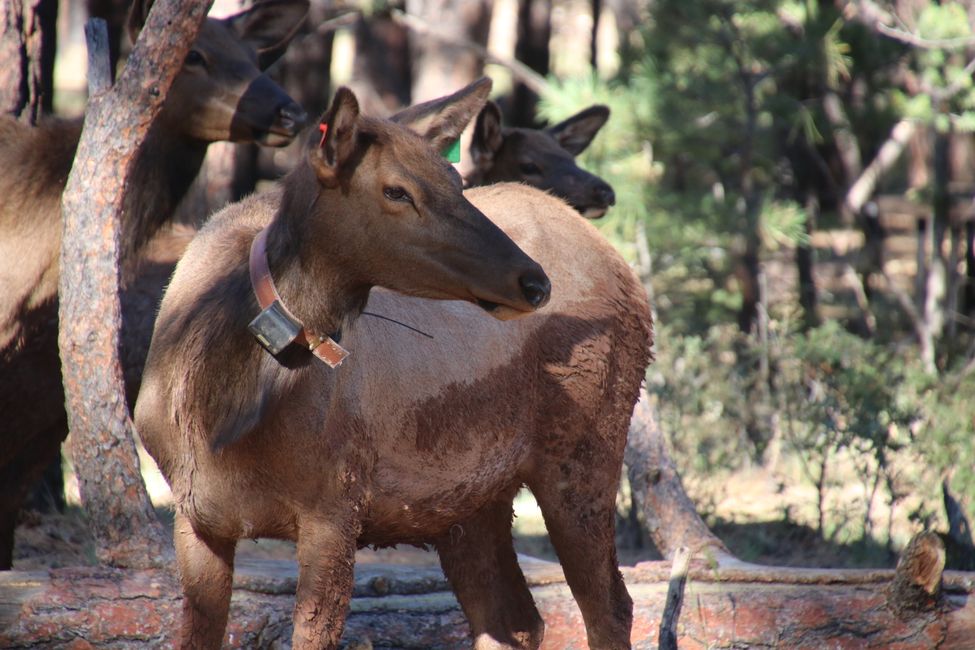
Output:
[[391, 77, 492, 153], [224, 0, 309, 69], [546, 105, 610, 156], [309, 87, 360, 186], [126, 0, 154, 44], [470, 101, 504, 168]]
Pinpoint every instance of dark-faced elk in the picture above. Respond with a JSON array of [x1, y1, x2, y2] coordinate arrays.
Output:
[[0, 0, 309, 569], [467, 100, 616, 218], [135, 79, 650, 649]]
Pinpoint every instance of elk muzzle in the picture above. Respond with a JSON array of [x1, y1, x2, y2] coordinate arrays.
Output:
[[473, 260, 551, 320], [232, 74, 308, 147], [560, 172, 615, 219], [519, 271, 551, 308]]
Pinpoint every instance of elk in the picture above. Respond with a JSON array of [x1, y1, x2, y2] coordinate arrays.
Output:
[[467, 100, 616, 218], [0, 0, 309, 569], [135, 79, 650, 650]]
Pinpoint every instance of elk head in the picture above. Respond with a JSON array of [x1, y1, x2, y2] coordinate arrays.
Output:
[[274, 79, 551, 323], [470, 101, 616, 218], [128, 0, 309, 146]]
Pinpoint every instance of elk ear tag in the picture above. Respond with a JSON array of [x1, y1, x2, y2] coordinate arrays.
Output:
[[441, 139, 461, 163], [319, 122, 328, 148]]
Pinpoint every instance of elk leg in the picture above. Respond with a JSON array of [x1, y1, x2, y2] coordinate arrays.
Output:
[[435, 496, 544, 650], [292, 513, 359, 649], [173, 511, 236, 650], [528, 455, 633, 650]]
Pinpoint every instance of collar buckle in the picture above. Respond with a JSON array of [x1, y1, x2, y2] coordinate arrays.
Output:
[[248, 227, 350, 367]]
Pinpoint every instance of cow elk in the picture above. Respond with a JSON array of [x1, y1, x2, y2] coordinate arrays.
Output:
[[135, 79, 650, 649], [0, 0, 309, 569], [467, 100, 616, 218]]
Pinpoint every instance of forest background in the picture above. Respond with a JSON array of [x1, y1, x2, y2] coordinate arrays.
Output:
[[8, 0, 975, 571]]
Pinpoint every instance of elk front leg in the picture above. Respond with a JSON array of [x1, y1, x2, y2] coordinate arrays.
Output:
[[435, 496, 544, 649], [292, 512, 359, 649], [528, 452, 632, 650], [173, 511, 236, 649]]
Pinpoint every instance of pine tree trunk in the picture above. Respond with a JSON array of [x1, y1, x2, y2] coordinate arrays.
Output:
[[352, 10, 410, 115], [797, 192, 821, 328], [0, 0, 57, 123], [58, 1, 211, 569], [406, 0, 492, 103], [510, 0, 550, 127]]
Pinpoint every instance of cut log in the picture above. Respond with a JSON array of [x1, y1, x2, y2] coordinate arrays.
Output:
[[887, 531, 945, 618], [2, 555, 973, 649]]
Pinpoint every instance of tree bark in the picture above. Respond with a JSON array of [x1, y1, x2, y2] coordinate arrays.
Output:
[[2, 555, 973, 648], [915, 126, 952, 374], [58, 1, 212, 569], [822, 90, 862, 224], [624, 390, 732, 562], [732, 40, 762, 336], [844, 119, 917, 217], [0, 0, 57, 122], [964, 220, 975, 317], [406, 0, 492, 103], [589, 0, 601, 70], [657, 546, 689, 650], [86, 0, 129, 75], [887, 531, 945, 618], [942, 479, 975, 571], [352, 10, 411, 115], [797, 192, 821, 328], [510, 0, 551, 127]]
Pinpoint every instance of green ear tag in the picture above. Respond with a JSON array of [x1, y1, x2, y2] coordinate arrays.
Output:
[[441, 139, 461, 163]]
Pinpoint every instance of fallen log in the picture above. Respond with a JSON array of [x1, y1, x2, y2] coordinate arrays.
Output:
[[2, 553, 973, 649], [625, 389, 732, 562]]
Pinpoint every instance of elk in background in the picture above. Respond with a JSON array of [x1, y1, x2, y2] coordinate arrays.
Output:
[[0, 0, 310, 570], [467, 100, 616, 218]]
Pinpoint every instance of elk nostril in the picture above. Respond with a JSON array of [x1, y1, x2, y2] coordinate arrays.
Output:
[[519, 272, 551, 309], [278, 103, 307, 133], [597, 184, 616, 206]]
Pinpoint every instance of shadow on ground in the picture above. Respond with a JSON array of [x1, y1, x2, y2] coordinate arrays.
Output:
[[14, 506, 973, 572]]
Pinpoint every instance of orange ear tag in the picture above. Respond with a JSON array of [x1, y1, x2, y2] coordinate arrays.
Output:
[[318, 123, 328, 148]]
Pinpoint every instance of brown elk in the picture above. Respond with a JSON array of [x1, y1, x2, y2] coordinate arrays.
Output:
[[135, 80, 650, 650], [467, 100, 616, 218], [0, 0, 309, 570]]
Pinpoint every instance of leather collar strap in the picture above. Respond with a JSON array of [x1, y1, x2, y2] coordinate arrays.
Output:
[[249, 226, 349, 368]]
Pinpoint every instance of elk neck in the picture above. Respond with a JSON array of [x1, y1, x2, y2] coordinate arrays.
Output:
[[261, 163, 372, 341], [121, 117, 209, 266]]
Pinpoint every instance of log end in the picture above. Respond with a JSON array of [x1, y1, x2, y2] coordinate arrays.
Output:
[[888, 531, 945, 617]]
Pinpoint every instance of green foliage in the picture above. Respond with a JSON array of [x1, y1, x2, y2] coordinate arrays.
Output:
[[761, 199, 808, 249], [779, 322, 917, 537], [902, 4, 975, 132], [537, 74, 659, 256], [537, 0, 975, 563], [909, 366, 975, 505], [646, 324, 754, 473], [649, 319, 945, 549]]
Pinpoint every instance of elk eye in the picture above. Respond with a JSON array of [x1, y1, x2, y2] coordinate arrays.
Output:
[[383, 186, 413, 203], [519, 161, 542, 175], [185, 50, 206, 67]]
